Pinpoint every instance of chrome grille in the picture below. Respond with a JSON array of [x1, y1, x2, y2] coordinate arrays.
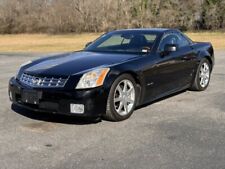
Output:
[[19, 73, 68, 88]]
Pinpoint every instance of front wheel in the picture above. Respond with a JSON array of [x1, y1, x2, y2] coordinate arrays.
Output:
[[190, 58, 211, 91], [104, 74, 137, 121]]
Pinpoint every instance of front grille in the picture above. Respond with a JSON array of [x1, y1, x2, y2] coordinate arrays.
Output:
[[19, 73, 68, 88]]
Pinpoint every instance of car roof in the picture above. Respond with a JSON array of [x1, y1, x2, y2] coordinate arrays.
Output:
[[112, 28, 179, 34]]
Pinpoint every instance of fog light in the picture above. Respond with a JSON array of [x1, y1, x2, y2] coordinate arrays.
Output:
[[70, 104, 84, 114], [9, 91, 13, 101]]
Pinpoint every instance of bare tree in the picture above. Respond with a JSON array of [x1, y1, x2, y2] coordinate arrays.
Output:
[[0, 0, 224, 34]]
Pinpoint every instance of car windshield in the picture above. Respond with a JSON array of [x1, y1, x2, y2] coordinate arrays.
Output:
[[85, 32, 158, 54]]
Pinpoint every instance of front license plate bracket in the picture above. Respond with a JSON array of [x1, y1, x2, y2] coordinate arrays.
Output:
[[21, 90, 42, 105]]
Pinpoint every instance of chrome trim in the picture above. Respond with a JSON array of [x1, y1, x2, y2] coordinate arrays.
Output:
[[19, 73, 68, 88]]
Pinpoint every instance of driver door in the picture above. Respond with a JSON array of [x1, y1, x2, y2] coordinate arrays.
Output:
[[144, 33, 196, 101]]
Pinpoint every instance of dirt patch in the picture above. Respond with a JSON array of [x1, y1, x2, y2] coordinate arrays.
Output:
[[20, 122, 57, 133]]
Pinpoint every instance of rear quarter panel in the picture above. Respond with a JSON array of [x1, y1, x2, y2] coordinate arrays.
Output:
[[191, 42, 214, 69]]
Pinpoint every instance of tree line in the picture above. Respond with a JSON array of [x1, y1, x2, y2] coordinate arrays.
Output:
[[0, 0, 224, 34]]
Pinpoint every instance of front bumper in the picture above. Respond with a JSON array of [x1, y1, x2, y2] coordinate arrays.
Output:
[[8, 77, 108, 117]]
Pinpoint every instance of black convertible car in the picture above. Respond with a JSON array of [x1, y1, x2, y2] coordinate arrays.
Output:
[[9, 28, 214, 121]]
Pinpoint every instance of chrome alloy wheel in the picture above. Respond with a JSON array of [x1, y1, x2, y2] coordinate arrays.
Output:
[[199, 62, 210, 88], [113, 79, 135, 116]]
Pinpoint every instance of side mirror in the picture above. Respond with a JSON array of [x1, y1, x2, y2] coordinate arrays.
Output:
[[141, 47, 151, 54], [164, 44, 177, 53], [85, 42, 92, 48]]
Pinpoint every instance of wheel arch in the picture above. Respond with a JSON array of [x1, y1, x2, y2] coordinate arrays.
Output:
[[205, 56, 213, 70], [198, 50, 213, 69]]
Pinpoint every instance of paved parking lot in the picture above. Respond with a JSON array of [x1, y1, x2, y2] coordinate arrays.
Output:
[[0, 51, 225, 169]]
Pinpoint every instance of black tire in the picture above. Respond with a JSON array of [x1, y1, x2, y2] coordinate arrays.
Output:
[[103, 74, 138, 122], [190, 58, 211, 91]]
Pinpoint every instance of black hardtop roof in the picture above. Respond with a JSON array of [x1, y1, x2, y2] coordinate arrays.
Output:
[[112, 28, 180, 34]]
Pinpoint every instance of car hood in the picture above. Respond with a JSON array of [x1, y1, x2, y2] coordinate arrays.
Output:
[[24, 51, 139, 76]]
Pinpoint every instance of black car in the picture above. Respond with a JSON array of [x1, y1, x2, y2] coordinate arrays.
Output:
[[9, 28, 214, 121]]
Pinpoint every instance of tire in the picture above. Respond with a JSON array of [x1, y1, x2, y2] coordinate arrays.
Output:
[[104, 74, 138, 121], [190, 58, 211, 91]]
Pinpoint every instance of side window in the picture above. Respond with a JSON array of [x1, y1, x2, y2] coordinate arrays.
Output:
[[158, 34, 179, 52], [177, 34, 190, 48]]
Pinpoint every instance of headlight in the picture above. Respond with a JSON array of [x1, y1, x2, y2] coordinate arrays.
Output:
[[76, 68, 110, 89]]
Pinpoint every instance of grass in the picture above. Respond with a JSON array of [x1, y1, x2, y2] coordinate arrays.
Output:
[[0, 33, 101, 53], [186, 32, 225, 50], [0, 32, 224, 52]]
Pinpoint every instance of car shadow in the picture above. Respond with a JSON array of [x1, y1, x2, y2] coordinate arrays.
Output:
[[11, 104, 101, 125], [11, 90, 187, 124]]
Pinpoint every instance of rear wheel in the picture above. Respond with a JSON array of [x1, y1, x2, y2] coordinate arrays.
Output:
[[190, 58, 211, 91], [104, 74, 137, 121]]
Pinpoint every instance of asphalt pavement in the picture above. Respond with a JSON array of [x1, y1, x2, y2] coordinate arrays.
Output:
[[0, 51, 224, 169]]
